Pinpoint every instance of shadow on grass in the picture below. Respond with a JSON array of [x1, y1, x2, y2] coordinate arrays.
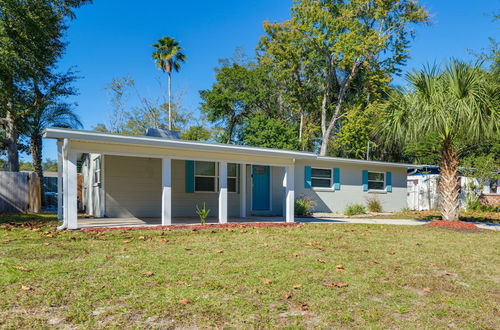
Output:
[[0, 212, 58, 225]]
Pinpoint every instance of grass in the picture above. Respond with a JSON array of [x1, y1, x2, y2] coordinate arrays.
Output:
[[1, 213, 499, 328], [373, 210, 500, 223]]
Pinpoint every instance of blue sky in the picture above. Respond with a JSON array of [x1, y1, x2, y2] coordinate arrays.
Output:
[[40, 0, 499, 160]]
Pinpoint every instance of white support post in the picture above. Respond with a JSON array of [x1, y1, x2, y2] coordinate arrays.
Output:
[[219, 161, 228, 223], [161, 157, 172, 226], [66, 149, 78, 230], [57, 140, 63, 220], [285, 165, 295, 223], [240, 164, 246, 218]]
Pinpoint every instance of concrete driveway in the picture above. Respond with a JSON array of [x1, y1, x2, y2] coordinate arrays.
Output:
[[296, 217, 500, 231]]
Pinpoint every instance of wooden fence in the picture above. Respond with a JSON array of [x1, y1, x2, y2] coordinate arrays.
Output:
[[0, 171, 41, 213]]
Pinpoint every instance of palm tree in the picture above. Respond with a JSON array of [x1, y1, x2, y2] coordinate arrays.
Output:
[[378, 60, 498, 221], [24, 105, 81, 198], [152, 36, 186, 130]]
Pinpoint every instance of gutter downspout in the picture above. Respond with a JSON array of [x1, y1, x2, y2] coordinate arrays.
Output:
[[57, 138, 69, 230]]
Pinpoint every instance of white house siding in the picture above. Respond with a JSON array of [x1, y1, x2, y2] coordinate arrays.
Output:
[[294, 160, 408, 213]]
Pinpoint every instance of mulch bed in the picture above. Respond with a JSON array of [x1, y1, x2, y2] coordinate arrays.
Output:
[[425, 220, 479, 230], [81, 222, 301, 233]]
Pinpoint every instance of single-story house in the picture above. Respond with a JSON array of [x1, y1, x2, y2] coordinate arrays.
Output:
[[44, 128, 412, 230]]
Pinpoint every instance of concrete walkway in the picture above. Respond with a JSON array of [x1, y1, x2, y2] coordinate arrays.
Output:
[[296, 217, 500, 231]]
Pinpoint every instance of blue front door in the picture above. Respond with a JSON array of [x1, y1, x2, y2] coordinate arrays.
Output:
[[252, 165, 270, 211]]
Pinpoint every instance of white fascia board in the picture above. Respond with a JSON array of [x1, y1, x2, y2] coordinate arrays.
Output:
[[44, 128, 317, 160], [316, 156, 420, 168]]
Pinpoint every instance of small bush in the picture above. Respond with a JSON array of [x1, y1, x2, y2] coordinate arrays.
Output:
[[401, 207, 411, 212], [344, 203, 366, 216], [467, 199, 500, 213], [365, 196, 382, 213], [295, 195, 316, 216]]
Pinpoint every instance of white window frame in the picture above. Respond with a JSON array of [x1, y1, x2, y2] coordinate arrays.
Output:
[[311, 167, 334, 191], [194, 161, 238, 193], [367, 171, 386, 192], [227, 163, 238, 194], [194, 161, 218, 193], [93, 157, 101, 186]]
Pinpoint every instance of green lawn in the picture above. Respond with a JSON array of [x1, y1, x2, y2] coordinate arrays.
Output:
[[1, 214, 499, 328]]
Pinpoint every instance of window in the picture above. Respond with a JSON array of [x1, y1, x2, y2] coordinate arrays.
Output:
[[489, 180, 499, 194], [227, 163, 238, 193], [93, 157, 101, 185], [194, 161, 238, 193], [368, 171, 385, 190], [195, 161, 216, 192], [311, 168, 332, 188]]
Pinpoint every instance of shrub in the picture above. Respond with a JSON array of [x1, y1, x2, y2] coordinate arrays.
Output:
[[195, 202, 211, 224], [295, 195, 316, 216], [365, 196, 383, 213], [344, 203, 366, 216]]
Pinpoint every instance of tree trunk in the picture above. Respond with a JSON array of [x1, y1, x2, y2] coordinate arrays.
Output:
[[439, 141, 460, 221], [30, 134, 44, 204], [5, 108, 20, 172], [299, 112, 304, 149], [168, 71, 172, 130], [226, 117, 236, 144], [319, 125, 334, 156]]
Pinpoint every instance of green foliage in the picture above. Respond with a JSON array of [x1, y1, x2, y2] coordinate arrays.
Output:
[[365, 196, 383, 213], [152, 36, 186, 74], [328, 104, 377, 159], [378, 61, 499, 149], [259, 0, 429, 155], [19, 161, 33, 171], [344, 204, 367, 216], [42, 159, 58, 172], [461, 154, 500, 186], [195, 202, 211, 225], [294, 195, 316, 216], [0, 0, 90, 171], [181, 125, 212, 141], [239, 113, 299, 150], [200, 58, 279, 144]]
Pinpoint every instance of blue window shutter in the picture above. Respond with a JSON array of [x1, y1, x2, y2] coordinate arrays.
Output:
[[386, 171, 392, 192], [362, 170, 368, 191], [185, 160, 195, 193], [304, 166, 312, 188], [334, 168, 340, 190]]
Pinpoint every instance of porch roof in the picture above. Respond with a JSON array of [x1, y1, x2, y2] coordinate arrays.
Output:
[[44, 127, 416, 168]]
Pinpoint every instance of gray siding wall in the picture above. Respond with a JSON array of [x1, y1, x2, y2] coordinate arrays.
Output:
[[294, 160, 407, 213], [98, 155, 406, 218], [103, 156, 264, 218]]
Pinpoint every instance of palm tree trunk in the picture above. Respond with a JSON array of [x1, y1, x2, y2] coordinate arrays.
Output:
[[168, 71, 172, 130], [30, 134, 44, 206], [439, 140, 460, 221]]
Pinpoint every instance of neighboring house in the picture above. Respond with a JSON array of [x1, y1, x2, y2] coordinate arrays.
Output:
[[44, 127, 411, 230], [407, 166, 500, 211]]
